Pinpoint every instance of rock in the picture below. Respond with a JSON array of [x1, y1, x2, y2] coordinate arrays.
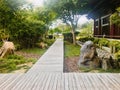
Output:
[[0, 41, 15, 58], [78, 41, 100, 68], [39, 42, 47, 49]]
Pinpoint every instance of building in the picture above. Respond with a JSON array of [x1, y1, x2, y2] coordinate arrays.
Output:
[[87, 0, 120, 39]]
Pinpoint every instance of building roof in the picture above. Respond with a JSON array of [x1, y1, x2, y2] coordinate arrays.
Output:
[[87, 0, 120, 18]]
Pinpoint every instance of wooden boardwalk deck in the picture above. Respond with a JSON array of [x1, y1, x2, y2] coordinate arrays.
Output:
[[27, 39, 64, 73], [0, 39, 120, 90]]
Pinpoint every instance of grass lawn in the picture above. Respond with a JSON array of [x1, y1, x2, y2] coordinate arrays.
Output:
[[0, 47, 48, 73], [64, 41, 81, 57], [20, 47, 47, 55]]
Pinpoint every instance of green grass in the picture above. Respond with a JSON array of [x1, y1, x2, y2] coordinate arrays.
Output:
[[64, 41, 81, 57], [0, 54, 36, 73], [80, 67, 120, 73], [20, 47, 47, 55], [0, 47, 47, 73]]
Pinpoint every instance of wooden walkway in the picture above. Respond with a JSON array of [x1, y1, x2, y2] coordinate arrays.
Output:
[[0, 39, 120, 90], [27, 39, 64, 73]]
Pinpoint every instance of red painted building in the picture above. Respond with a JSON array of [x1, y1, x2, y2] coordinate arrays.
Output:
[[87, 0, 120, 39]]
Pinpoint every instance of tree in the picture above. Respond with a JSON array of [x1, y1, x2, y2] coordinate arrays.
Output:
[[110, 7, 120, 26], [45, 0, 89, 45], [0, 0, 58, 48], [79, 21, 93, 37]]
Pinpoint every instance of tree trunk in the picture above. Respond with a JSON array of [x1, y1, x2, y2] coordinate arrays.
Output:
[[71, 29, 76, 45]]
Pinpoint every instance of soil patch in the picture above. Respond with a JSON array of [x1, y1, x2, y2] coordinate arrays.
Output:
[[10, 51, 41, 73], [15, 51, 41, 59], [64, 56, 81, 72]]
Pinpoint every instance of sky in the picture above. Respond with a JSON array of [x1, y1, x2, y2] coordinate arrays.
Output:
[[78, 15, 90, 25], [27, 0, 44, 7], [27, 0, 92, 27]]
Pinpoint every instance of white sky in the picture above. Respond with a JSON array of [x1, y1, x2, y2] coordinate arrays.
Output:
[[78, 15, 90, 25], [27, 0, 44, 7], [26, 0, 92, 27]]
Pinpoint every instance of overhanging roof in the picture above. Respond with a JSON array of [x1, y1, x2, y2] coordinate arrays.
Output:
[[87, 0, 120, 18]]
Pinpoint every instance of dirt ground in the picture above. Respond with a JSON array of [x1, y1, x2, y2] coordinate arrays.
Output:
[[11, 52, 41, 73], [64, 56, 81, 72], [13, 52, 81, 73], [15, 51, 41, 60]]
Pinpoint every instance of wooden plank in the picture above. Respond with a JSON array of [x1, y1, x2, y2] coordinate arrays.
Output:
[[0, 74, 14, 85], [31, 73, 44, 90], [38, 73, 50, 90], [100, 74, 118, 90], [105, 74, 120, 90], [32, 72, 46, 90], [52, 73, 59, 90], [64, 73, 69, 90], [91, 73, 106, 90], [96, 73, 112, 90], [43, 73, 53, 90], [73, 73, 82, 90], [56, 73, 64, 90], [68, 73, 74, 90], [11, 73, 35, 90], [77, 73, 87, 90], [83, 74, 95, 90], [1, 74, 23, 90]]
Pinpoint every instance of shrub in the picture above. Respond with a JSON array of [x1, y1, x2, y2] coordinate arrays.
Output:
[[98, 38, 109, 47], [115, 50, 120, 62], [93, 38, 100, 44], [109, 41, 120, 52], [15, 43, 22, 50], [79, 37, 94, 42], [6, 54, 23, 60], [44, 39, 55, 46]]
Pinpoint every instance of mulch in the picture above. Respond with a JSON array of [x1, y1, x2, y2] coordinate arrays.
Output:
[[64, 56, 81, 72]]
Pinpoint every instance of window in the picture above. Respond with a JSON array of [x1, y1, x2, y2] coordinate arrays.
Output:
[[101, 14, 110, 26], [95, 19, 99, 28]]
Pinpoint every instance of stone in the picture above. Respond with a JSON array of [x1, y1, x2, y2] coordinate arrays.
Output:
[[0, 41, 15, 58], [78, 41, 99, 68]]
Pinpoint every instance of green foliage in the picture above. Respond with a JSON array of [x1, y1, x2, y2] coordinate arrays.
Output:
[[64, 33, 73, 43], [0, 0, 57, 48], [115, 50, 120, 61], [111, 7, 120, 26], [79, 37, 94, 43], [79, 21, 93, 37], [80, 67, 120, 73], [45, 0, 90, 44], [109, 41, 120, 52], [6, 54, 23, 60], [93, 38, 100, 44], [64, 41, 80, 57], [0, 54, 37, 73], [44, 39, 55, 46], [98, 38, 109, 47], [20, 47, 47, 55]]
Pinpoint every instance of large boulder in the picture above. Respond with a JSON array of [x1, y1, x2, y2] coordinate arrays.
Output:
[[0, 41, 15, 58], [78, 41, 100, 68]]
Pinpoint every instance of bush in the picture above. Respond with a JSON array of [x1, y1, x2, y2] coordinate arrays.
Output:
[[93, 38, 100, 44], [6, 54, 23, 60], [15, 43, 22, 50], [79, 37, 94, 42], [0, 54, 36, 73], [63, 33, 73, 43], [109, 41, 120, 52], [98, 38, 109, 47], [44, 39, 55, 46], [115, 50, 120, 62]]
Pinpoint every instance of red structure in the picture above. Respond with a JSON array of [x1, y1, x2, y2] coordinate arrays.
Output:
[[87, 0, 120, 39]]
